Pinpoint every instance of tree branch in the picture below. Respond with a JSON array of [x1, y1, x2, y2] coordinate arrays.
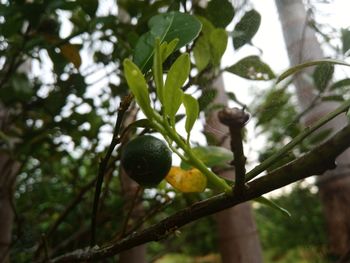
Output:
[[49, 124, 350, 263], [90, 94, 133, 246], [218, 107, 250, 194]]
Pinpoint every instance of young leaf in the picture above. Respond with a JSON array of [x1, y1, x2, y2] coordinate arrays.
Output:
[[209, 28, 228, 66], [160, 38, 179, 62], [329, 78, 350, 91], [341, 28, 350, 54], [133, 12, 201, 72], [153, 39, 164, 103], [166, 166, 207, 193], [193, 35, 210, 72], [163, 53, 190, 123], [181, 146, 233, 170], [255, 196, 291, 217], [313, 63, 334, 91], [277, 59, 350, 84], [226, 56, 275, 80], [183, 94, 199, 141], [123, 59, 153, 119], [196, 16, 215, 36], [233, 9, 261, 49]]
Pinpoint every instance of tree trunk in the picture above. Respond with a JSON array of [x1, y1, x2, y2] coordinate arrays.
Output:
[[118, 169, 146, 263], [205, 77, 263, 263], [118, 105, 146, 263], [275, 0, 350, 257], [0, 105, 21, 263], [115, 4, 147, 261]]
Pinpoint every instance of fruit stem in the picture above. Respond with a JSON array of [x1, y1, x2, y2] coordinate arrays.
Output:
[[153, 114, 232, 193]]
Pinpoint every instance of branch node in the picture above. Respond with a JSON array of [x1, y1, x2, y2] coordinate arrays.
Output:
[[218, 107, 250, 195]]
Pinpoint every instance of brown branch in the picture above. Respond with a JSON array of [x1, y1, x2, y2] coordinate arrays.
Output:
[[218, 107, 250, 194], [49, 124, 350, 263], [90, 94, 133, 246]]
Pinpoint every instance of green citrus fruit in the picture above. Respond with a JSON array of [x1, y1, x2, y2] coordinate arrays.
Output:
[[121, 135, 172, 187]]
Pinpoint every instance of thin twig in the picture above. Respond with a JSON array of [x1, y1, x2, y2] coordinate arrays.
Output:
[[125, 194, 172, 236], [90, 94, 133, 246], [120, 186, 142, 238], [41, 234, 50, 262]]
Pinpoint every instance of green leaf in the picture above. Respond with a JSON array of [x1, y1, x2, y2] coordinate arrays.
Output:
[[312, 63, 334, 91], [122, 119, 155, 136], [196, 16, 215, 36], [153, 39, 164, 103], [78, 0, 98, 17], [255, 196, 291, 217], [321, 95, 344, 102], [123, 59, 153, 119], [207, 0, 235, 28], [277, 59, 350, 84], [226, 56, 275, 80], [133, 12, 202, 72], [330, 78, 350, 91], [181, 146, 233, 170], [209, 28, 228, 66], [233, 9, 261, 49], [193, 36, 210, 72], [183, 94, 199, 141], [341, 28, 350, 54], [160, 38, 179, 62], [198, 88, 217, 111], [163, 53, 190, 124]]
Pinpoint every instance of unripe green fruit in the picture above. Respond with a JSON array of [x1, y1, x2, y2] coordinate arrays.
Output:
[[121, 135, 172, 187]]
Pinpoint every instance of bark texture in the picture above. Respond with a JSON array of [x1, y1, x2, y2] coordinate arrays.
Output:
[[118, 105, 146, 263], [117, 5, 147, 262], [205, 77, 262, 263], [0, 105, 20, 263], [275, 0, 350, 256]]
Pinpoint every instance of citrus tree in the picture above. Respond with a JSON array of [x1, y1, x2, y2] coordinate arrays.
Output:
[[1, 0, 350, 262]]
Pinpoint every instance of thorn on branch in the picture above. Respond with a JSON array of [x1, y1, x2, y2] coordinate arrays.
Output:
[[218, 107, 250, 195]]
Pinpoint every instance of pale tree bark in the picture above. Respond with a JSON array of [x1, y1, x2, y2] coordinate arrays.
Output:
[[275, 0, 350, 257], [0, 105, 21, 263], [118, 169, 146, 263], [205, 77, 263, 263], [0, 56, 31, 262], [116, 5, 147, 262], [118, 105, 146, 263]]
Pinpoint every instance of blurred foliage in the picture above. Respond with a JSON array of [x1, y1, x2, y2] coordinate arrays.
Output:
[[1, 0, 349, 262], [255, 185, 328, 262]]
